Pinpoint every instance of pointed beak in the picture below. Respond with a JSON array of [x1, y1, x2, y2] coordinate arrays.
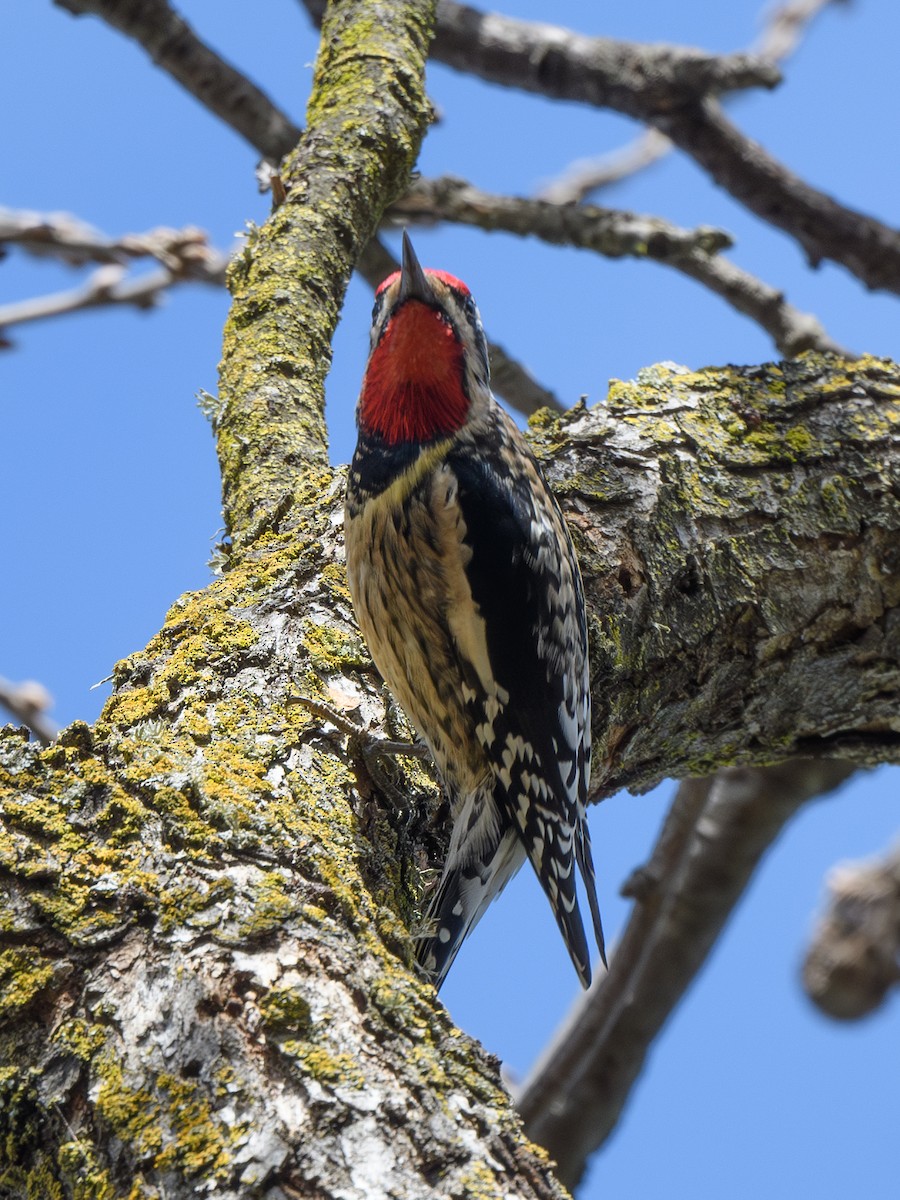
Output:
[[398, 230, 435, 305]]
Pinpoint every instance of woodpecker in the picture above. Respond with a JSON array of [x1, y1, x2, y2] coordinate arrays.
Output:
[[344, 232, 605, 990]]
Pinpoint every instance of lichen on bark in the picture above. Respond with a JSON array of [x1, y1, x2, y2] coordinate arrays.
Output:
[[2, 350, 899, 1196], [2, 0, 900, 1193]]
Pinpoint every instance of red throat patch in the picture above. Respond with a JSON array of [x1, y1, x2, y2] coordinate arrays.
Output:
[[359, 301, 470, 443]]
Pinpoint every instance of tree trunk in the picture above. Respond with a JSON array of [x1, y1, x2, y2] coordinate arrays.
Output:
[[1, 352, 897, 1197], [2, 0, 899, 1190]]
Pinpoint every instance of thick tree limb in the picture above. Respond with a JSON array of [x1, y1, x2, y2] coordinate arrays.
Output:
[[302, 0, 781, 107], [524, 354, 900, 793], [0, 352, 897, 1196], [215, 0, 436, 541], [392, 175, 843, 354], [803, 841, 900, 1019], [516, 760, 855, 1188]]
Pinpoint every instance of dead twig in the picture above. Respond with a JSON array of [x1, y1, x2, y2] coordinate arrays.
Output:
[[803, 841, 900, 1020]]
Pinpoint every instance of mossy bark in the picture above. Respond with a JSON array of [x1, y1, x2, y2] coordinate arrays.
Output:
[[218, 0, 436, 545], [1, 355, 898, 1197], [533, 354, 900, 793], [3, 0, 900, 1191]]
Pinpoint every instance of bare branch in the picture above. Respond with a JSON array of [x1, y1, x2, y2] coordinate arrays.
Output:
[[391, 175, 845, 355], [0, 678, 57, 745], [654, 97, 900, 293], [392, 175, 732, 256], [754, 0, 849, 63], [803, 841, 900, 1020], [302, 0, 780, 107], [535, 0, 844, 204], [535, 129, 671, 205], [0, 231, 228, 342], [516, 761, 856, 1189], [55, 0, 301, 160], [0, 209, 228, 272]]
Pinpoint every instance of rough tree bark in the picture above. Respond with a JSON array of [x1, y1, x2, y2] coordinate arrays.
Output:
[[1, 346, 898, 1194], [2, 2, 900, 1197]]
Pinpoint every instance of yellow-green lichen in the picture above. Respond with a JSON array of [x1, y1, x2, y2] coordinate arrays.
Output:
[[236, 871, 303, 939], [94, 1059, 233, 1182], [56, 1141, 115, 1200], [0, 946, 54, 1021], [159, 876, 236, 933], [258, 985, 313, 1033], [278, 1042, 366, 1088], [302, 618, 370, 671], [52, 1017, 107, 1062]]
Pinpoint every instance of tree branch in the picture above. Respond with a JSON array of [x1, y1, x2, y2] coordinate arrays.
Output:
[[654, 97, 900, 293], [517, 759, 856, 1188], [525, 354, 900, 793], [535, 128, 671, 205], [215, 1, 437, 543], [754, 0, 849, 64], [0, 678, 57, 746], [535, 0, 843, 205], [351, 0, 900, 295], [0, 225, 229, 343], [392, 175, 845, 355], [302, 0, 781, 108], [803, 839, 900, 1019], [55, 0, 301, 160], [0, 208, 223, 269]]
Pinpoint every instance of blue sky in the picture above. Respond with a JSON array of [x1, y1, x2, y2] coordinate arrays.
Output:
[[2, 2, 899, 1196]]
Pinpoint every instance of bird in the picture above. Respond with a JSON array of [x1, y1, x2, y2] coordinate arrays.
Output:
[[344, 231, 605, 990]]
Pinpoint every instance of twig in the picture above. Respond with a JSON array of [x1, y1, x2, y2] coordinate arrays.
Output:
[[0, 210, 229, 273], [755, 0, 849, 63], [516, 760, 856, 1190], [391, 175, 845, 355], [535, 0, 845, 205], [535, 130, 671, 205], [0, 678, 57, 745], [803, 841, 900, 1020], [0, 233, 229, 342]]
